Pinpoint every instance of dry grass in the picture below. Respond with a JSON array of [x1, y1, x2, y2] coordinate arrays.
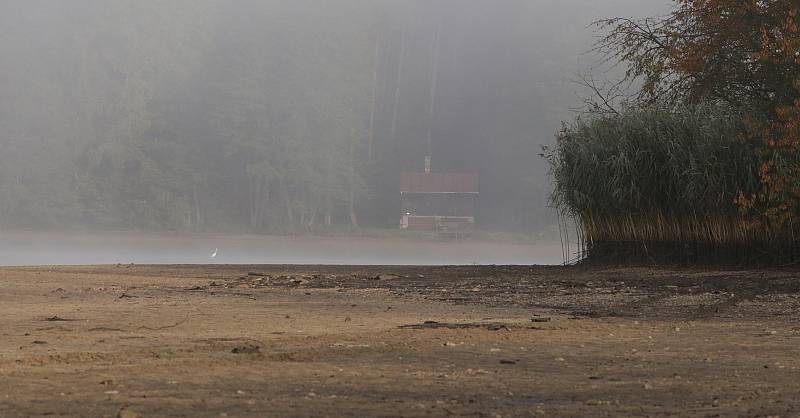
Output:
[[546, 104, 799, 263]]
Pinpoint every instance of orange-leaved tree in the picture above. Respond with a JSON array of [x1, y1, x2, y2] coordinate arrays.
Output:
[[599, 0, 800, 234]]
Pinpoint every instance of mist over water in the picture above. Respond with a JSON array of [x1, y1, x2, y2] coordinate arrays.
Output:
[[0, 232, 563, 266], [0, 1, 668, 266]]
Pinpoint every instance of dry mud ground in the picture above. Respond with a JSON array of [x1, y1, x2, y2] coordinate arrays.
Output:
[[1, 265, 800, 417]]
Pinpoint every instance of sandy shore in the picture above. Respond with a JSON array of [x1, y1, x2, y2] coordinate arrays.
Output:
[[1, 264, 798, 417]]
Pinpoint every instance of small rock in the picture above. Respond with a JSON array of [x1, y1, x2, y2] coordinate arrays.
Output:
[[117, 408, 141, 418], [530, 316, 551, 323], [487, 324, 509, 331], [231, 344, 261, 354]]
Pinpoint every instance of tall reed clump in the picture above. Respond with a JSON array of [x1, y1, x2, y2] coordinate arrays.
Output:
[[545, 104, 799, 264]]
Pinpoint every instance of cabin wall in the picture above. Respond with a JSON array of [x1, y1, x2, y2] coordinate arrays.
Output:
[[401, 193, 476, 217]]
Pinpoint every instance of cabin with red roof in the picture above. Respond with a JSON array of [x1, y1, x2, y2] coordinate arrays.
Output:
[[399, 172, 479, 232]]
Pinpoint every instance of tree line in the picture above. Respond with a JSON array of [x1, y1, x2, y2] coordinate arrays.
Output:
[[0, 0, 662, 234]]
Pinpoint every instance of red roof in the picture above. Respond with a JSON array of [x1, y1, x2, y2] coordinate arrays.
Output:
[[400, 172, 479, 194]]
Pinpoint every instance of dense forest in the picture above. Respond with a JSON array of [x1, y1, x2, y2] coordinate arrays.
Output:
[[0, 0, 665, 234]]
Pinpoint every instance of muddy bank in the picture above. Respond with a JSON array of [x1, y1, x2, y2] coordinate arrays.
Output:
[[0, 265, 798, 417]]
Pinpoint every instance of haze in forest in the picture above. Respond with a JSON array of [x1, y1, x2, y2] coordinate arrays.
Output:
[[0, 0, 669, 243]]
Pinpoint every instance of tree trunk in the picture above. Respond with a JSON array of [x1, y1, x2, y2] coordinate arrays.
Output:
[[349, 187, 359, 228], [256, 178, 270, 231], [325, 155, 334, 227], [192, 183, 201, 231], [308, 212, 317, 228], [249, 178, 258, 229], [426, 21, 442, 159], [281, 180, 294, 230], [367, 32, 381, 162], [389, 27, 407, 146], [349, 134, 360, 229]]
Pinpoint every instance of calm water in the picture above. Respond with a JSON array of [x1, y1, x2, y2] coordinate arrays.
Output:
[[0, 232, 563, 266]]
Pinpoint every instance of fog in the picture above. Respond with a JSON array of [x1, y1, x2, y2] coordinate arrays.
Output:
[[0, 232, 563, 266], [0, 1, 669, 265]]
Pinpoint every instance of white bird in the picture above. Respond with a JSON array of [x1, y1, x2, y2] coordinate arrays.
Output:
[[211, 248, 218, 259]]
